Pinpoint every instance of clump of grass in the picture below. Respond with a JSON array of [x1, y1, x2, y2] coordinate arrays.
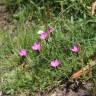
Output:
[[0, 0, 96, 95]]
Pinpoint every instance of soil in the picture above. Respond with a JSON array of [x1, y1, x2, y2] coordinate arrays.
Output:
[[35, 79, 94, 96], [0, 4, 8, 28]]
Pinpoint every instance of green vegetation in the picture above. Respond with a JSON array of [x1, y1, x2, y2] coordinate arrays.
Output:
[[0, 0, 96, 95]]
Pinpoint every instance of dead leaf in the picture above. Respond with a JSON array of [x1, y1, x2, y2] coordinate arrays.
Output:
[[92, 1, 96, 15], [70, 60, 96, 80]]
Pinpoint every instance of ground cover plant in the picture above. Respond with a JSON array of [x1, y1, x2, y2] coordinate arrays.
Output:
[[0, 0, 96, 95]]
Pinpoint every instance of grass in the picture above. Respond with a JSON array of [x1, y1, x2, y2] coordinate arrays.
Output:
[[0, 0, 96, 95]]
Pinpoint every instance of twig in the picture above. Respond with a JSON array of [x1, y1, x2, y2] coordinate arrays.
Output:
[[70, 60, 96, 80]]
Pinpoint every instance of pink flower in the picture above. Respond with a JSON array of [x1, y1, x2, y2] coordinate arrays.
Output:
[[51, 59, 61, 68], [70, 45, 80, 53], [48, 26, 54, 33], [32, 42, 41, 51], [18, 49, 27, 57], [40, 32, 48, 40]]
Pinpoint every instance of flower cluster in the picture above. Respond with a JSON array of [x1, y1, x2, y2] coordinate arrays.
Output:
[[18, 26, 80, 68], [31, 26, 54, 51]]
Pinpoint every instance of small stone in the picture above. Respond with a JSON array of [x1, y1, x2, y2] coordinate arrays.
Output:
[[51, 92, 56, 96], [0, 91, 2, 96], [83, 82, 94, 90], [66, 89, 78, 96], [78, 89, 91, 96]]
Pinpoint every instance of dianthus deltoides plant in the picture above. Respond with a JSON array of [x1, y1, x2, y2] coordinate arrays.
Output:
[[1, 0, 96, 95], [18, 26, 80, 68]]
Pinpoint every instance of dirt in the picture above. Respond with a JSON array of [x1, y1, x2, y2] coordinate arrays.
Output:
[[36, 80, 94, 96], [0, 4, 17, 40], [0, 4, 9, 28]]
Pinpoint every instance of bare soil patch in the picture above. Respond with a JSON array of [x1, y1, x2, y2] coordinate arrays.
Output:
[[0, 4, 9, 28], [36, 79, 95, 96]]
